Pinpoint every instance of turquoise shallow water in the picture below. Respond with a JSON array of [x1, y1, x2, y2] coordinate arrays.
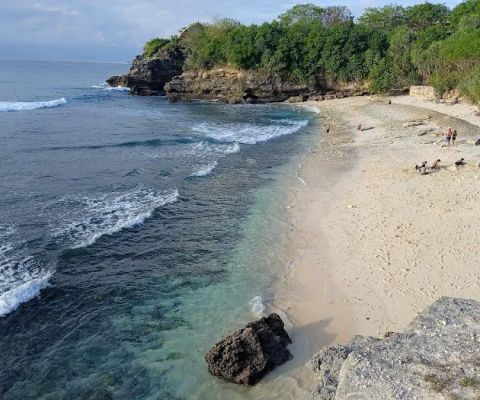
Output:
[[0, 60, 317, 399]]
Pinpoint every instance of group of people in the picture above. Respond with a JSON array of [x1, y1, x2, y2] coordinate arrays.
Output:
[[415, 158, 466, 175], [415, 127, 468, 174], [415, 159, 441, 175], [445, 127, 458, 145]]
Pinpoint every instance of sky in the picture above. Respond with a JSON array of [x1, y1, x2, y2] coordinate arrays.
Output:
[[0, 0, 461, 63]]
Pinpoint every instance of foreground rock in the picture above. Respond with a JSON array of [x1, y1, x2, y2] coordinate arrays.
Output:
[[310, 297, 480, 399], [165, 68, 310, 103], [205, 313, 292, 386], [107, 44, 185, 95]]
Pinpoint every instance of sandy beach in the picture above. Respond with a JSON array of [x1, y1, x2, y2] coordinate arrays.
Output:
[[275, 95, 480, 356]]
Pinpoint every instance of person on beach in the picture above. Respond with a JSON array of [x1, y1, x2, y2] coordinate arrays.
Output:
[[415, 161, 428, 174], [455, 158, 465, 166], [452, 129, 458, 145], [431, 159, 441, 170], [357, 124, 362, 131], [446, 128, 453, 145]]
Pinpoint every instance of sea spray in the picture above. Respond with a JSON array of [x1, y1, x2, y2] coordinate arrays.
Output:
[[249, 295, 267, 316], [92, 82, 129, 92]]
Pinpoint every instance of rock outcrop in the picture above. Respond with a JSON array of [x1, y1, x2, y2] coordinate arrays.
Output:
[[205, 313, 292, 386], [107, 45, 185, 96], [165, 68, 310, 103], [310, 297, 480, 399], [410, 85, 437, 100]]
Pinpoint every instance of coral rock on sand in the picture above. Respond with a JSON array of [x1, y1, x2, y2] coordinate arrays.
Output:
[[205, 313, 292, 386]]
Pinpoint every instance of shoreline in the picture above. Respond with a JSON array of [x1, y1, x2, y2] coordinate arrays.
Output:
[[274, 95, 480, 368]]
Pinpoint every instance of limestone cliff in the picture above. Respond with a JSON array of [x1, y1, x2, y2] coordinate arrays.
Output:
[[107, 44, 185, 96], [164, 68, 311, 103], [310, 297, 480, 399]]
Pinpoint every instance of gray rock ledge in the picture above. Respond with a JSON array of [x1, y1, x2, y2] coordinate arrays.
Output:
[[310, 297, 480, 399]]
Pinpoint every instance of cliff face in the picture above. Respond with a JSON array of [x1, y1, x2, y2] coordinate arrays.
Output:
[[310, 297, 480, 399], [107, 45, 185, 96], [164, 68, 310, 103], [108, 47, 368, 102]]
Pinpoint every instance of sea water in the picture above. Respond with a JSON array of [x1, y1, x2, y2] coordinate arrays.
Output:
[[0, 60, 317, 399]]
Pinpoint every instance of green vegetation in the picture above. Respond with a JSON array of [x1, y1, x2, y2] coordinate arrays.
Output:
[[459, 376, 479, 388], [143, 37, 171, 58], [144, 1, 480, 103]]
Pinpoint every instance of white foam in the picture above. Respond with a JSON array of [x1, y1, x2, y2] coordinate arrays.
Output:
[[190, 141, 240, 156], [0, 225, 51, 318], [300, 104, 320, 114], [224, 142, 241, 154], [92, 83, 130, 92], [192, 119, 309, 145], [249, 295, 267, 316], [191, 161, 217, 177], [0, 273, 51, 317], [0, 98, 67, 112], [53, 187, 179, 248]]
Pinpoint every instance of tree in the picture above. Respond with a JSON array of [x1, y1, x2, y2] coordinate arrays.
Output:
[[358, 5, 407, 33], [450, 0, 480, 27], [406, 2, 450, 31], [279, 4, 325, 24], [279, 4, 351, 26]]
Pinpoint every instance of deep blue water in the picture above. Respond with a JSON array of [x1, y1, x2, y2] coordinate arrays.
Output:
[[0, 60, 317, 399]]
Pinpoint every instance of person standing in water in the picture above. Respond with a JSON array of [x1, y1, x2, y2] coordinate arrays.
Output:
[[452, 129, 458, 145]]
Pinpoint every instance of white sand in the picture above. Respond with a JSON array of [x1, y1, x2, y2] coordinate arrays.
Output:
[[275, 95, 480, 353]]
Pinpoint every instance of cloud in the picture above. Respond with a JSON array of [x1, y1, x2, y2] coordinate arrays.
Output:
[[0, 0, 463, 62], [33, 2, 80, 16]]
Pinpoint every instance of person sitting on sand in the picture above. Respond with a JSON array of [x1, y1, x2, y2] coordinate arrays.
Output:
[[455, 158, 465, 166], [446, 128, 453, 145], [431, 159, 441, 170], [415, 161, 428, 174], [452, 130, 458, 145]]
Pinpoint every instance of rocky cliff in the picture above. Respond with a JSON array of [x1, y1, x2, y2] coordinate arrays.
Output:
[[164, 68, 310, 103], [107, 44, 185, 96], [310, 297, 480, 399]]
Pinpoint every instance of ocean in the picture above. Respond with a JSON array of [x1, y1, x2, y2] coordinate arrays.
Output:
[[0, 60, 318, 399]]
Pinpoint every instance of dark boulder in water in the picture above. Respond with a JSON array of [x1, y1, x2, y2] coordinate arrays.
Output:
[[205, 313, 292, 386]]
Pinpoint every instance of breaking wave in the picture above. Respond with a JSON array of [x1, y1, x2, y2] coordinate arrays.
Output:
[[191, 161, 218, 177], [0, 225, 51, 318], [52, 187, 179, 248], [192, 119, 309, 144], [0, 97, 67, 112], [249, 295, 266, 316], [92, 82, 129, 92]]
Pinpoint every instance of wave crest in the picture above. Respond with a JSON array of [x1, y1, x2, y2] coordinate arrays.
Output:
[[92, 83, 129, 92], [52, 187, 179, 248], [0, 98, 67, 112], [0, 274, 51, 317], [0, 225, 51, 318], [191, 161, 218, 177], [192, 119, 308, 144]]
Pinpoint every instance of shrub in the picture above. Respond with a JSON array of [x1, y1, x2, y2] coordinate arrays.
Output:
[[143, 38, 170, 58]]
